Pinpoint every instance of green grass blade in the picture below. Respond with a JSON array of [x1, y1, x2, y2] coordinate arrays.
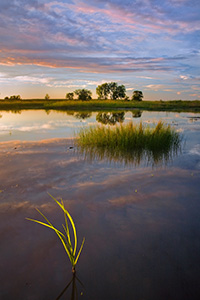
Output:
[[61, 199, 72, 247], [74, 237, 85, 266], [55, 230, 74, 265], [35, 208, 54, 227], [27, 193, 85, 269], [26, 217, 73, 262], [48, 193, 77, 257], [26, 217, 64, 237], [63, 209, 77, 257], [62, 224, 73, 254], [28, 208, 67, 241]]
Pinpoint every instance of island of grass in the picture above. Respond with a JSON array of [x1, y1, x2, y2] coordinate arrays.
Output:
[[76, 121, 181, 165], [0, 99, 200, 112]]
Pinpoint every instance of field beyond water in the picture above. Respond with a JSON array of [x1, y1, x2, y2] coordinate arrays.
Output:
[[0, 99, 200, 112]]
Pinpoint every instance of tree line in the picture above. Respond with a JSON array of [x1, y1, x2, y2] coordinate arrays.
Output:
[[4, 95, 21, 100], [66, 82, 143, 101], [3, 82, 143, 101]]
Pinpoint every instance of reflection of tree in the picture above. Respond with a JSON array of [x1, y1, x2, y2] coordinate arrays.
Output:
[[65, 111, 75, 116], [0, 114, 2, 119], [132, 110, 142, 118], [56, 271, 84, 300], [96, 112, 125, 125], [10, 110, 21, 114], [189, 117, 200, 122], [51, 110, 92, 119], [45, 109, 51, 115], [50, 110, 76, 116], [75, 112, 92, 120]]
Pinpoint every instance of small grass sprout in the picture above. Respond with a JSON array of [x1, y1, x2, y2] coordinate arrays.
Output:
[[26, 194, 85, 272]]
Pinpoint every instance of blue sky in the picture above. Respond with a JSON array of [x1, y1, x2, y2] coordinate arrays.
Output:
[[0, 0, 199, 100]]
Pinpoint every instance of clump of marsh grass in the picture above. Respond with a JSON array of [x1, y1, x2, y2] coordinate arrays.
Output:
[[26, 194, 85, 273], [76, 121, 181, 165]]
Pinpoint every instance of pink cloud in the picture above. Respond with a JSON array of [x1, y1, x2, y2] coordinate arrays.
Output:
[[69, 0, 199, 35], [190, 93, 200, 98], [0, 49, 176, 74]]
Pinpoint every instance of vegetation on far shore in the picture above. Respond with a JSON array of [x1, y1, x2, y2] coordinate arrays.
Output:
[[1, 82, 199, 112], [3, 83, 143, 102], [0, 98, 200, 112]]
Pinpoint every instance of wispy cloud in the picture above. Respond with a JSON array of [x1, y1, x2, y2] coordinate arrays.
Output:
[[0, 0, 199, 99]]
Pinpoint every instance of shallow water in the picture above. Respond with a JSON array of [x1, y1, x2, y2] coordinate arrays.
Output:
[[0, 109, 199, 142], [0, 110, 200, 299]]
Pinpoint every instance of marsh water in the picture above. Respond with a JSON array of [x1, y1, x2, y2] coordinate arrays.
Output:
[[0, 109, 200, 299]]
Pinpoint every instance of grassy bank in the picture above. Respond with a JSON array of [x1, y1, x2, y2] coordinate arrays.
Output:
[[0, 99, 200, 112], [76, 121, 181, 165]]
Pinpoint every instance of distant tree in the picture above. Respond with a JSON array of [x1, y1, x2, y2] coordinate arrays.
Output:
[[4, 96, 9, 100], [45, 94, 50, 100], [66, 92, 74, 100], [124, 95, 130, 101], [96, 83, 110, 99], [9, 95, 22, 100], [108, 82, 118, 99], [116, 85, 126, 99], [96, 82, 126, 100], [74, 89, 92, 101], [131, 90, 143, 101]]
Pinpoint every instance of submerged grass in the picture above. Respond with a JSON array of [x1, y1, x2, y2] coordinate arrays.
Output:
[[26, 194, 85, 272], [76, 121, 181, 165]]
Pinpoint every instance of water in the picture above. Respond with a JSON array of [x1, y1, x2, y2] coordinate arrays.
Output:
[[0, 110, 200, 299], [0, 109, 199, 142]]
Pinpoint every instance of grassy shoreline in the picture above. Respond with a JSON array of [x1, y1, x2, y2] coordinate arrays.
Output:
[[0, 99, 200, 112]]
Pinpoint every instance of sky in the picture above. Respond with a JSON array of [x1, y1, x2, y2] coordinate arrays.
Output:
[[0, 0, 200, 100]]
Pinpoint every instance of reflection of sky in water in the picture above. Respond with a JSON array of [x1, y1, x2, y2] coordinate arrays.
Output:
[[0, 110, 200, 143], [0, 109, 200, 299], [0, 110, 200, 300], [0, 137, 200, 299], [0, 110, 97, 141]]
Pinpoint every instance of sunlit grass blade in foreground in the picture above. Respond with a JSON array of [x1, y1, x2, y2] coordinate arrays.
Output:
[[76, 121, 181, 166], [26, 194, 85, 272]]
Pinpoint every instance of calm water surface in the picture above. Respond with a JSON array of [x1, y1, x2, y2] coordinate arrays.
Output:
[[0, 109, 199, 142], [0, 110, 200, 299]]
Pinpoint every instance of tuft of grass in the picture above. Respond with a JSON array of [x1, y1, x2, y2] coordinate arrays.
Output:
[[76, 121, 181, 165], [26, 194, 85, 272]]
